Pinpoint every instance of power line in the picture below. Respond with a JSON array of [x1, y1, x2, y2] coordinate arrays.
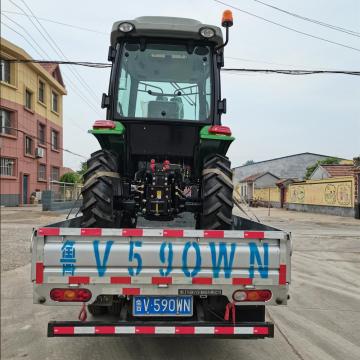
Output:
[[213, 0, 360, 53], [2, 23, 103, 117], [252, 0, 360, 37], [6, 59, 111, 68], [6, 1, 103, 116], [1, 22, 45, 59], [2, 13, 49, 58], [1, 10, 108, 35], [17, 0, 100, 104], [222, 68, 360, 76], [4, 127, 87, 159], [6, 59, 360, 76], [8, 0, 102, 113]]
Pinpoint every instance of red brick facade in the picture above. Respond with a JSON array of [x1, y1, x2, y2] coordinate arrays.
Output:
[[0, 98, 63, 205]]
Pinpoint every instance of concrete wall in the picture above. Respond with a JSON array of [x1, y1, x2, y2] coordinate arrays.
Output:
[[249, 176, 356, 217], [0, 194, 20, 206], [234, 153, 331, 181], [287, 203, 355, 217], [253, 187, 281, 208], [42, 190, 81, 211]]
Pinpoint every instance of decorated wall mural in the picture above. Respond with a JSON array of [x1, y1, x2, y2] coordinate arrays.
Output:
[[287, 177, 353, 208]]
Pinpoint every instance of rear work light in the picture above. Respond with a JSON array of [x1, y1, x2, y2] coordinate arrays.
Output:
[[93, 120, 116, 129], [208, 125, 232, 136], [232, 290, 272, 302], [50, 288, 92, 302]]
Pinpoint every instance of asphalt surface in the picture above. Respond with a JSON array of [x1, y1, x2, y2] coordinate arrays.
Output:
[[1, 206, 360, 360]]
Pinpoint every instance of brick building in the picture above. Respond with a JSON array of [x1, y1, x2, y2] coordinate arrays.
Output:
[[0, 37, 67, 206]]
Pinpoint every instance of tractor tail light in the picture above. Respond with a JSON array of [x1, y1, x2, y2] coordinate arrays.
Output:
[[232, 290, 272, 302], [93, 120, 116, 129], [208, 125, 232, 136], [50, 288, 92, 302]]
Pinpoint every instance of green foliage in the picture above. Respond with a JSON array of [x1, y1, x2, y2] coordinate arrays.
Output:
[[77, 161, 88, 177], [243, 160, 255, 165], [305, 157, 340, 179], [60, 172, 81, 184]]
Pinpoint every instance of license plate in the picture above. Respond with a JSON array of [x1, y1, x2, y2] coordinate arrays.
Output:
[[133, 296, 193, 317]]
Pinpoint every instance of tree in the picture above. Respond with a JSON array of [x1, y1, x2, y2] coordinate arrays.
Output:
[[243, 160, 255, 166], [60, 172, 81, 184], [305, 157, 340, 179], [77, 161, 88, 177]]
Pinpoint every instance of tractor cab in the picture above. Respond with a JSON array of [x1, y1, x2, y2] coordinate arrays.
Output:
[[107, 16, 225, 124], [83, 12, 235, 229]]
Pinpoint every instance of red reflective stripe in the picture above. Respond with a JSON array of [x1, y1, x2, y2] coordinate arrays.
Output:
[[204, 230, 224, 238], [95, 326, 115, 334], [192, 277, 212, 285], [175, 326, 195, 334], [215, 327, 234, 334], [244, 231, 264, 239], [253, 327, 269, 335], [163, 229, 184, 237], [152, 277, 172, 285], [53, 326, 74, 335], [38, 228, 60, 236], [68, 276, 90, 284], [110, 276, 131, 284], [232, 278, 252, 285], [81, 228, 101, 236], [135, 326, 155, 334], [35, 262, 44, 284], [122, 288, 140, 295], [279, 264, 287, 285], [122, 228, 144, 237]]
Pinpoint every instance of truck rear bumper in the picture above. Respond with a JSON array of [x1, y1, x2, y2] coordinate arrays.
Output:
[[48, 321, 274, 338]]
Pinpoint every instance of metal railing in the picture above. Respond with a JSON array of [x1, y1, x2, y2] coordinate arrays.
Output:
[[49, 181, 82, 202]]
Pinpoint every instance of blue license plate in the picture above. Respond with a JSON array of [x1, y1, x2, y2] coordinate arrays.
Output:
[[133, 296, 193, 317]]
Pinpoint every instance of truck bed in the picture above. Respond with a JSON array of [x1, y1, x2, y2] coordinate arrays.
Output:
[[31, 214, 291, 338]]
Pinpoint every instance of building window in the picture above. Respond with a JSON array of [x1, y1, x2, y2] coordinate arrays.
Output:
[[51, 166, 60, 181], [0, 157, 16, 177], [0, 109, 15, 136], [38, 123, 46, 145], [0, 60, 11, 83], [51, 91, 58, 112], [38, 164, 46, 181], [25, 136, 34, 156], [38, 80, 45, 103], [51, 129, 59, 150], [25, 89, 33, 110]]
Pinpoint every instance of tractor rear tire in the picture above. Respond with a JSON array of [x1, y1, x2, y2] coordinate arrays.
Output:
[[197, 155, 233, 230], [80, 149, 119, 228]]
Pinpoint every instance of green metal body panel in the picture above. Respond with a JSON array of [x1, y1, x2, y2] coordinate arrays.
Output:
[[90, 123, 234, 177]]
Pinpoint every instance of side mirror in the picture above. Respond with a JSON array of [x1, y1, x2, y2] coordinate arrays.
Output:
[[101, 93, 110, 109], [108, 46, 116, 62], [218, 99, 227, 114]]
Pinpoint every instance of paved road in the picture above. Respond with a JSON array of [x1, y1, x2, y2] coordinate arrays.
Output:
[[1, 207, 360, 360]]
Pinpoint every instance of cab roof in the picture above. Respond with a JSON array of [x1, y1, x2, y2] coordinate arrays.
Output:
[[111, 16, 223, 47]]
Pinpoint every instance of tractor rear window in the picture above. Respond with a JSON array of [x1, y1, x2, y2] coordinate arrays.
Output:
[[116, 42, 212, 121]]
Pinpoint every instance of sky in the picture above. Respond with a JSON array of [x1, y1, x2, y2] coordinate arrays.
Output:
[[1, 0, 359, 170]]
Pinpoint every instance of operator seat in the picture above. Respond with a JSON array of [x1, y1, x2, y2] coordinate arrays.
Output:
[[148, 98, 181, 119]]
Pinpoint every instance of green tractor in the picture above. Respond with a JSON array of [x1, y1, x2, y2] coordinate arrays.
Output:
[[81, 11, 235, 230]]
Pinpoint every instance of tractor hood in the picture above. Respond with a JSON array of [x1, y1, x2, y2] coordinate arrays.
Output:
[[111, 16, 223, 47]]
